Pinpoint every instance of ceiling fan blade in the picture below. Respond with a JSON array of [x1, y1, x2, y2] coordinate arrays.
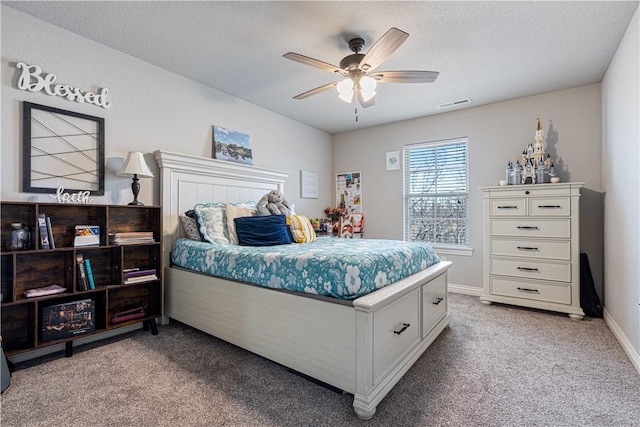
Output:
[[293, 82, 338, 100], [283, 52, 345, 75], [356, 88, 375, 109], [358, 27, 409, 72], [371, 70, 439, 83]]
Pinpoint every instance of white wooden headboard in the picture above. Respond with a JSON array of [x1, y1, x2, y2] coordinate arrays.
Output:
[[154, 150, 288, 266]]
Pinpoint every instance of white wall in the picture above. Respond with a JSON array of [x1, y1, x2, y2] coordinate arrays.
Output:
[[333, 85, 604, 293], [601, 6, 640, 367], [1, 6, 333, 215]]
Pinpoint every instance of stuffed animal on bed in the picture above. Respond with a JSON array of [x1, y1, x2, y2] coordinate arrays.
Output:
[[257, 190, 292, 216]]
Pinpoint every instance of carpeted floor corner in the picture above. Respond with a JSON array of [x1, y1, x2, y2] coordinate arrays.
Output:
[[1, 293, 639, 426]]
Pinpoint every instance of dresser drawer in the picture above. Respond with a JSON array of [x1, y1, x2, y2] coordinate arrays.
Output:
[[373, 289, 420, 382], [422, 273, 447, 338], [491, 257, 571, 282], [487, 186, 571, 198], [491, 219, 570, 238], [490, 277, 571, 304], [490, 199, 526, 216], [490, 238, 571, 260], [529, 197, 571, 216]]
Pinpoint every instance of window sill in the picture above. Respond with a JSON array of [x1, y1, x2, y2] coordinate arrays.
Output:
[[432, 245, 474, 257]]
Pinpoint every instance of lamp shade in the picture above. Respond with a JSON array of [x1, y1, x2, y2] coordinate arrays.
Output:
[[359, 75, 377, 102], [116, 152, 154, 178], [337, 78, 355, 103]]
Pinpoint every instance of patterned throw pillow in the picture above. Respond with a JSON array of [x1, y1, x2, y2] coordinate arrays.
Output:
[[194, 202, 229, 244], [288, 214, 317, 243], [179, 213, 202, 241], [226, 204, 255, 245]]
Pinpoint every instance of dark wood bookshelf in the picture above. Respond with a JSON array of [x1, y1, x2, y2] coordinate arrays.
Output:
[[0, 202, 162, 357]]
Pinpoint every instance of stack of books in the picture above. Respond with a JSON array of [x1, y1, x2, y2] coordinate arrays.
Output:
[[111, 306, 146, 324], [109, 231, 154, 245], [123, 268, 158, 284], [74, 225, 100, 247]]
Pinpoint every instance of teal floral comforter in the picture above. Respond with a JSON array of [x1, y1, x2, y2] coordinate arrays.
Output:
[[171, 238, 440, 299]]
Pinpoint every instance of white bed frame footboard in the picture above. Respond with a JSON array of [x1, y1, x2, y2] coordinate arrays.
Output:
[[155, 150, 452, 419]]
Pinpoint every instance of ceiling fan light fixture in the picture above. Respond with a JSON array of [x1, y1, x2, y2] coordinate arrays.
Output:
[[359, 75, 377, 102], [337, 77, 355, 103]]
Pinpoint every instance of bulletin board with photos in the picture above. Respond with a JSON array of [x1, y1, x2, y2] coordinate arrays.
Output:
[[335, 171, 362, 213]]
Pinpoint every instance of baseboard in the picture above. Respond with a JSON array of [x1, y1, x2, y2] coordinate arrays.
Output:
[[7, 323, 143, 364], [603, 307, 640, 376], [448, 283, 482, 296]]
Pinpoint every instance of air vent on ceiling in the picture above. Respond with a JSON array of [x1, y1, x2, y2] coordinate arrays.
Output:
[[436, 98, 472, 109]]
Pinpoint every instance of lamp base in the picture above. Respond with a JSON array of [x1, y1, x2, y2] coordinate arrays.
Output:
[[127, 174, 144, 206]]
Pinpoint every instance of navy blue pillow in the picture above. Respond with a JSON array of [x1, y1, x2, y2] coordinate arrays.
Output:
[[234, 215, 292, 246]]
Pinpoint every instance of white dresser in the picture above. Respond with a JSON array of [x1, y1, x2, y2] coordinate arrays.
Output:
[[480, 182, 584, 319]]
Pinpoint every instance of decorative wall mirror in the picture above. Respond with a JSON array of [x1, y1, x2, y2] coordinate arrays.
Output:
[[23, 102, 105, 195]]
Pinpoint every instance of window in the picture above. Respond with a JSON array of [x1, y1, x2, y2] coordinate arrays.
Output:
[[404, 138, 469, 250]]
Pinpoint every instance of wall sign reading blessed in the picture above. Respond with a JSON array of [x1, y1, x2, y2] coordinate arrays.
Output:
[[16, 62, 111, 109]]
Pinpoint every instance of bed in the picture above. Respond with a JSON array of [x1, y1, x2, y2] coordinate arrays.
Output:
[[155, 150, 452, 419]]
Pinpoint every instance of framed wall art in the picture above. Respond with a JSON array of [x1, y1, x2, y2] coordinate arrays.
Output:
[[23, 102, 105, 195], [212, 125, 253, 165], [386, 151, 400, 171], [300, 170, 319, 199]]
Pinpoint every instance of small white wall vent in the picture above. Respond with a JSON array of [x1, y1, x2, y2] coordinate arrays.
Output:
[[436, 98, 472, 109]]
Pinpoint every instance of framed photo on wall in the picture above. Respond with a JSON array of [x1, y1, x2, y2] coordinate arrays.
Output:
[[23, 102, 105, 195]]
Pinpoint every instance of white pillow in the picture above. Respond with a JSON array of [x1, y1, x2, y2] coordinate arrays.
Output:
[[226, 204, 255, 245], [194, 202, 229, 244]]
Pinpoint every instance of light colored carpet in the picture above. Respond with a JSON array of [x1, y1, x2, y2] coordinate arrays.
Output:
[[1, 293, 638, 426]]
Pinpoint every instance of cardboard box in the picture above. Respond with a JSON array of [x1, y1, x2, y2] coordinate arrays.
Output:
[[41, 299, 95, 341]]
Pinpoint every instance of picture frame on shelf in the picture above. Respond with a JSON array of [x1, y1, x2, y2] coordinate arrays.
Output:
[[212, 125, 253, 165], [22, 102, 105, 195]]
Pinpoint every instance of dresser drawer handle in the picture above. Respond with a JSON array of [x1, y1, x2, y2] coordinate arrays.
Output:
[[517, 287, 540, 294], [432, 297, 444, 305], [497, 205, 519, 209], [393, 323, 411, 335], [517, 226, 539, 230], [517, 266, 540, 272], [517, 246, 539, 251], [538, 205, 562, 209]]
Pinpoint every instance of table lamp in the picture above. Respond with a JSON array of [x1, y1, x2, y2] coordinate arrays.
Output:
[[116, 152, 154, 206]]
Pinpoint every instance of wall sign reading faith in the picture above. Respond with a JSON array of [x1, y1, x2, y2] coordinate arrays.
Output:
[[16, 62, 111, 109], [49, 187, 93, 204]]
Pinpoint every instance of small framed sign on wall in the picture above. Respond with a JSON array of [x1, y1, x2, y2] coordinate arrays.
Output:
[[23, 102, 105, 195], [300, 170, 319, 198]]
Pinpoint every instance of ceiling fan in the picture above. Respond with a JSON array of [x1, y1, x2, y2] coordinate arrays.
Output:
[[283, 27, 439, 109]]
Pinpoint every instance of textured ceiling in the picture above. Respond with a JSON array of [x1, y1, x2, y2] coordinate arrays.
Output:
[[4, 1, 638, 134]]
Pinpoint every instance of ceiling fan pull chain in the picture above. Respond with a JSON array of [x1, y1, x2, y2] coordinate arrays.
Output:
[[355, 106, 358, 122]]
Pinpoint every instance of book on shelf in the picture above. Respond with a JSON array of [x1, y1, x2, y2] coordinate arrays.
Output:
[[42, 299, 95, 341], [111, 306, 146, 324], [123, 274, 158, 285], [123, 268, 157, 283], [74, 225, 100, 247], [76, 253, 89, 291], [109, 231, 155, 245], [124, 268, 157, 278], [37, 214, 50, 249], [84, 258, 96, 290], [24, 284, 67, 298], [46, 215, 56, 249]]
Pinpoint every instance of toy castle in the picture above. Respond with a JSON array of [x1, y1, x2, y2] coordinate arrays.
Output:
[[505, 118, 557, 185]]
